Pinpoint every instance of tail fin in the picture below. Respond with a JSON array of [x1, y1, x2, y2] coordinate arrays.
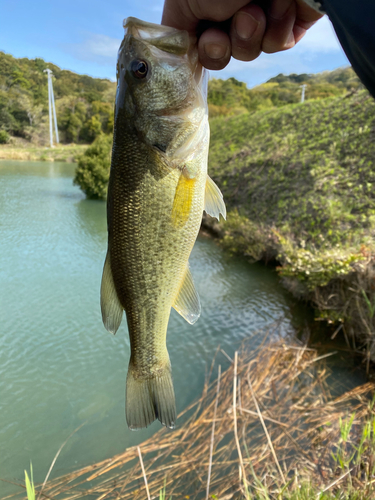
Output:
[[126, 363, 176, 430]]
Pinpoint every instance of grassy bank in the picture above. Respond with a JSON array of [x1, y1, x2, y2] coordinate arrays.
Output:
[[70, 76, 375, 360], [9, 336, 375, 499], [205, 89, 375, 361], [0, 143, 88, 162]]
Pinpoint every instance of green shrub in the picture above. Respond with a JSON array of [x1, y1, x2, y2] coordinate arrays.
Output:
[[278, 244, 365, 290], [80, 115, 103, 143], [221, 209, 279, 261], [0, 129, 10, 144], [73, 134, 112, 199]]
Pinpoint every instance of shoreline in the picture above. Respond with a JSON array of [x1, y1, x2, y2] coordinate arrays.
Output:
[[0, 143, 88, 163], [202, 212, 375, 365]]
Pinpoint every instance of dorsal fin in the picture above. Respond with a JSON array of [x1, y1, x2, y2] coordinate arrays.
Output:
[[204, 175, 226, 221], [173, 266, 200, 324]]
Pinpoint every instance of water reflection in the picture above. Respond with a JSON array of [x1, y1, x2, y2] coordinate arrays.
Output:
[[0, 159, 76, 178], [74, 198, 107, 246]]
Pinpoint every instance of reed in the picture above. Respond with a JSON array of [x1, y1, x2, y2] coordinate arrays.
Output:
[[4, 336, 375, 499]]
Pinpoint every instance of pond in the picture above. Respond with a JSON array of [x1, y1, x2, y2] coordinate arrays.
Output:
[[0, 160, 364, 496]]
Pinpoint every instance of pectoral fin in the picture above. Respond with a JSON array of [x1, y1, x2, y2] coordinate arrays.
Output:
[[173, 266, 201, 324], [204, 176, 226, 221], [171, 172, 195, 229], [100, 251, 123, 334]]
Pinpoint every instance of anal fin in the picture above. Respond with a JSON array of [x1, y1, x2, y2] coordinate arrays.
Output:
[[173, 266, 201, 324], [100, 251, 123, 334], [204, 175, 226, 220]]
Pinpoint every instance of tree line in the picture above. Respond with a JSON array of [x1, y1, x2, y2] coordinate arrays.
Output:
[[0, 51, 115, 144], [0, 50, 361, 146]]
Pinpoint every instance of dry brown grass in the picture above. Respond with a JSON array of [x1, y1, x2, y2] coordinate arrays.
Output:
[[4, 336, 375, 500]]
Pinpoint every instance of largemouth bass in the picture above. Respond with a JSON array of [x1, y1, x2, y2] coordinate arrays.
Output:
[[100, 17, 226, 430]]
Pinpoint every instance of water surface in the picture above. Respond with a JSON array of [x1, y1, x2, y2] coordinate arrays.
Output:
[[0, 160, 362, 495]]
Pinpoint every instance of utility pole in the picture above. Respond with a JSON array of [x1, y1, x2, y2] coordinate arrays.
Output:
[[300, 84, 306, 103], [44, 69, 59, 147]]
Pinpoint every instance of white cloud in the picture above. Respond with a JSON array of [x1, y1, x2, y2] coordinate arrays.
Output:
[[294, 15, 342, 54], [66, 33, 121, 64], [213, 16, 349, 88], [85, 34, 121, 59]]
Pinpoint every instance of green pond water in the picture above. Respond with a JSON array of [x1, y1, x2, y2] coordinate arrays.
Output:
[[0, 160, 365, 496]]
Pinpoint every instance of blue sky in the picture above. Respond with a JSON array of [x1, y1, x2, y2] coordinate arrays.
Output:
[[0, 0, 350, 88]]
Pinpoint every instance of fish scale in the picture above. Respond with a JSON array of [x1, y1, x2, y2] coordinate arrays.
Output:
[[100, 17, 226, 429]]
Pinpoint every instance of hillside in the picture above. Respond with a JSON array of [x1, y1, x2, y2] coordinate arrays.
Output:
[[207, 67, 362, 116], [0, 51, 116, 145], [0, 50, 361, 145], [208, 89, 375, 252], [205, 88, 375, 358]]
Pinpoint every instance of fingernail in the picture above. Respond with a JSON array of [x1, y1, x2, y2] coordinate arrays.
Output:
[[286, 30, 295, 47], [270, 0, 291, 19], [204, 43, 227, 60], [235, 12, 259, 40]]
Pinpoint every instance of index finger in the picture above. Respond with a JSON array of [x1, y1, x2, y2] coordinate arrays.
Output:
[[161, 0, 253, 33]]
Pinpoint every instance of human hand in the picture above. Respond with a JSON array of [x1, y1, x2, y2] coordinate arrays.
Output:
[[162, 0, 323, 70]]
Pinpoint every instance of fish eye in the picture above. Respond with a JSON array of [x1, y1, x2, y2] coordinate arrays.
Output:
[[131, 60, 148, 79]]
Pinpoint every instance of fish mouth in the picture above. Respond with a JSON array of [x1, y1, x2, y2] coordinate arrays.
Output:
[[123, 17, 207, 94], [121, 17, 208, 117]]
